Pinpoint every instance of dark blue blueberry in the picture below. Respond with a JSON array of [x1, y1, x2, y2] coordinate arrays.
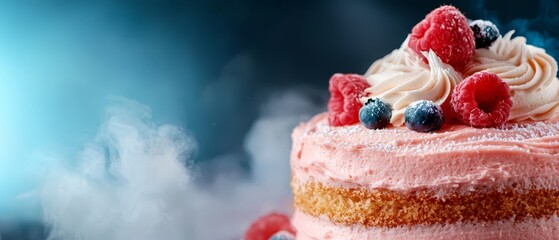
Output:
[[469, 19, 500, 48], [269, 231, 295, 240], [359, 98, 392, 129], [404, 100, 444, 132]]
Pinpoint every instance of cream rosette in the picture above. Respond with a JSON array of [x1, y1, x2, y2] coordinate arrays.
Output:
[[363, 38, 462, 126], [465, 31, 559, 121]]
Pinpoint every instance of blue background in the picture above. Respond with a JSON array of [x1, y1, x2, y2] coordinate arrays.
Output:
[[0, 0, 557, 238]]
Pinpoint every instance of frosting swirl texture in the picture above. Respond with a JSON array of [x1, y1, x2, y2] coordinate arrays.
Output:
[[465, 31, 559, 121], [291, 113, 559, 195], [363, 38, 462, 126]]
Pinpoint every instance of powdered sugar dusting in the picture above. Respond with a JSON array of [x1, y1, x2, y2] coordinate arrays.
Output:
[[304, 114, 559, 154], [291, 113, 559, 195]]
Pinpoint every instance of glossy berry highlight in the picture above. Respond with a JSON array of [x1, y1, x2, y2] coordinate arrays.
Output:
[[404, 100, 445, 132], [451, 72, 512, 128], [244, 212, 296, 240], [328, 73, 370, 127], [359, 98, 392, 129], [469, 19, 500, 48]]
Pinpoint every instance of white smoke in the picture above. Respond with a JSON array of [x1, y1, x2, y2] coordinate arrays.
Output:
[[475, 0, 559, 62], [41, 90, 324, 240], [41, 98, 197, 240]]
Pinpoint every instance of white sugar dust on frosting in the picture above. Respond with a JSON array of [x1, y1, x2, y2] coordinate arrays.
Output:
[[292, 114, 559, 196], [306, 114, 559, 154]]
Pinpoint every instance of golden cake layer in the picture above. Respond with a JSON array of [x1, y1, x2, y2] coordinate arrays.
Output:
[[293, 180, 559, 228]]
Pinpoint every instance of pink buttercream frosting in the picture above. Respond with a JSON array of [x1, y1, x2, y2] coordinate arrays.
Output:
[[291, 113, 559, 195], [292, 210, 559, 240]]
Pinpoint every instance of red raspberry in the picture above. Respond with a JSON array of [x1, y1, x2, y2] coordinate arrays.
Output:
[[441, 93, 458, 123], [244, 212, 296, 240], [451, 72, 512, 128], [328, 73, 369, 127], [408, 5, 475, 72]]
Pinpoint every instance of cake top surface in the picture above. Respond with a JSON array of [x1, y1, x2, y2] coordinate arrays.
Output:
[[291, 113, 559, 193], [298, 113, 559, 155]]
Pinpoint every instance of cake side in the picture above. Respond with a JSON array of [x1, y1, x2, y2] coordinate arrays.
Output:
[[293, 181, 559, 227], [290, 114, 559, 239], [291, 113, 559, 194], [292, 210, 559, 240]]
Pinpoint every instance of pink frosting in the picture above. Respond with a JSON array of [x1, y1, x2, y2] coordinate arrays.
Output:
[[291, 113, 559, 194], [292, 210, 559, 240]]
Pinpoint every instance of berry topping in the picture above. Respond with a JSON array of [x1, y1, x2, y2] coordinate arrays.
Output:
[[244, 212, 296, 240], [408, 5, 475, 71], [404, 100, 444, 132], [441, 94, 458, 123], [359, 98, 392, 129], [469, 19, 500, 48], [269, 231, 295, 240], [451, 72, 512, 128], [328, 73, 370, 127]]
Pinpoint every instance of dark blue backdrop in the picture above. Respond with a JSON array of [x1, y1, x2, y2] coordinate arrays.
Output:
[[0, 0, 557, 239]]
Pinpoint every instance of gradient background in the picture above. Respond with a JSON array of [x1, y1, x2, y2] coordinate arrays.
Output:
[[0, 0, 557, 239]]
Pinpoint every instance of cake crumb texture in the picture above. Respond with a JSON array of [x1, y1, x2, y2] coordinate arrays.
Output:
[[292, 180, 559, 227]]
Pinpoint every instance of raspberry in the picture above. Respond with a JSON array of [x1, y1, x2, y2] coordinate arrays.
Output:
[[441, 94, 458, 123], [408, 5, 475, 72], [451, 72, 512, 128], [244, 212, 296, 240], [328, 73, 369, 127]]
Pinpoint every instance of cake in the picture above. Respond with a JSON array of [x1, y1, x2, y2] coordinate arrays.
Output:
[[289, 5, 559, 240]]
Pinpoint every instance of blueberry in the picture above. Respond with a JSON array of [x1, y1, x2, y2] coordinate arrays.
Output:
[[269, 231, 295, 240], [469, 19, 500, 48], [359, 98, 392, 129], [404, 100, 444, 132]]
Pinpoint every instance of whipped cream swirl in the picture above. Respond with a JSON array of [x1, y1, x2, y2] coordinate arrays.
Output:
[[465, 31, 559, 121], [363, 37, 462, 126]]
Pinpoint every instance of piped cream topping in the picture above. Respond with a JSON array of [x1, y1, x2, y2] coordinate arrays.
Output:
[[465, 31, 559, 122], [363, 37, 462, 126]]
